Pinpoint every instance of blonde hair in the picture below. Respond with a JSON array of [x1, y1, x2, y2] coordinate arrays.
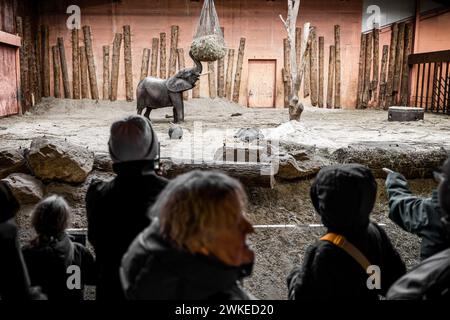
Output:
[[155, 170, 247, 254]]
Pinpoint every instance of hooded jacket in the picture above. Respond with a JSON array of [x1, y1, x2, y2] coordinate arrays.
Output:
[[386, 172, 449, 260], [288, 164, 406, 300], [120, 219, 253, 300], [86, 160, 168, 300], [22, 233, 95, 300]]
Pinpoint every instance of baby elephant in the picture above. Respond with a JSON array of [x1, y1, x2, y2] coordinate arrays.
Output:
[[136, 51, 202, 123]]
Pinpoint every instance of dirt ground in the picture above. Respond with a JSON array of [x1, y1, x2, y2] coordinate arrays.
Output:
[[1, 98, 448, 299]]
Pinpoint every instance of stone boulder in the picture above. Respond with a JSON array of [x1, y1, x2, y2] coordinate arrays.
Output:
[[2, 173, 44, 204], [27, 137, 94, 184], [93, 152, 114, 172], [0, 148, 30, 179]]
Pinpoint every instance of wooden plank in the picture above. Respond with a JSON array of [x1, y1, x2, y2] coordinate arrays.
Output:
[[150, 37, 159, 77], [401, 23, 413, 106], [80, 46, 89, 99], [72, 29, 80, 99], [0, 31, 21, 47], [385, 23, 398, 109], [362, 32, 372, 108], [177, 48, 188, 100], [408, 50, 450, 65], [208, 61, 216, 99], [318, 36, 324, 108], [372, 28, 380, 104], [123, 25, 133, 101], [168, 25, 179, 77], [378, 45, 389, 108], [334, 25, 341, 109], [310, 28, 318, 106], [41, 25, 50, 97], [283, 38, 291, 107], [57, 37, 71, 99], [327, 45, 335, 108], [232, 37, 246, 103], [159, 32, 167, 79], [225, 48, 235, 100], [102, 45, 110, 100], [109, 33, 122, 101], [140, 48, 150, 81], [393, 23, 405, 103], [356, 33, 366, 109], [82, 26, 99, 100], [52, 45, 61, 98]]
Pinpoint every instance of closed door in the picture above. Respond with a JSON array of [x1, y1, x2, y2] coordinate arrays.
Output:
[[0, 45, 19, 117], [247, 60, 276, 108]]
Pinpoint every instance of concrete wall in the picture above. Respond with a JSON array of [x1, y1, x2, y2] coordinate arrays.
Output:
[[36, 0, 363, 108]]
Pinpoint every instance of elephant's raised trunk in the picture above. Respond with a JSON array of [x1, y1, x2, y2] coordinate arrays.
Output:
[[189, 50, 203, 75]]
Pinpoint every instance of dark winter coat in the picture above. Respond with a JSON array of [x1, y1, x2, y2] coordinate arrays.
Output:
[[387, 248, 450, 300], [120, 219, 254, 300], [86, 160, 168, 300], [386, 172, 449, 260], [22, 232, 96, 301], [288, 164, 406, 300]]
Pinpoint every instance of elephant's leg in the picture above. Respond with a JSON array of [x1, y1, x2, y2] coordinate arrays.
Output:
[[171, 94, 184, 123], [144, 108, 152, 120], [137, 107, 143, 116]]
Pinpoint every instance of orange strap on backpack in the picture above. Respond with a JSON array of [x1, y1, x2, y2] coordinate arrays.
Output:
[[320, 233, 371, 272]]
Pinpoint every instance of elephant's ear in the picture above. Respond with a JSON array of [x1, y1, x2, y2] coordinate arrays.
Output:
[[166, 77, 194, 93]]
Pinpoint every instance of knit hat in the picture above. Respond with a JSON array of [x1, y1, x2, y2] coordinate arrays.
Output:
[[108, 115, 159, 164]]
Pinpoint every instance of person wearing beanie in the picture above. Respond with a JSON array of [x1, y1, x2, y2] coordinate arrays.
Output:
[[86, 115, 168, 300], [0, 182, 45, 300], [387, 158, 450, 299], [287, 164, 406, 300]]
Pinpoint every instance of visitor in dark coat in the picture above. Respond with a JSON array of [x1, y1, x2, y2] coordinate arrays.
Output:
[[86, 115, 168, 300], [22, 195, 96, 300], [387, 159, 450, 299], [120, 171, 255, 300], [287, 164, 406, 300], [384, 165, 449, 260], [0, 181, 45, 300]]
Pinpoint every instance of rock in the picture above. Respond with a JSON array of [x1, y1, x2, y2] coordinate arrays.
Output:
[[275, 154, 323, 180], [234, 128, 264, 143], [93, 152, 113, 172], [332, 142, 448, 178], [0, 148, 30, 179], [231, 113, 242, 117], [168, 125, 183, 140], [27, 137, 94, 184], [2, 173, 44, 204]]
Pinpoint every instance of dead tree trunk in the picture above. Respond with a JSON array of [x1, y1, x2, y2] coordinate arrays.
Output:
[[371, 28, 380, 105], [378, 45, 389, 109], [140, 48, 150, 81], [160, 32, 167, 79], [208, 61, 216, 99], [334, 25, 341, 109], [169, 26, 179, 77], [356, 33, 366, 109], [83, 26, 99, 100], [401, 23, 413, 106], [296, 27, 302, 97], [303, 46, 310, 98], [393, 23, 405, 104], [103, 45, 110, 100], [232, 38, 246, 103], [318, 36, 324, 108], [327, 45, 335, 108], [362, 32, 373, 108], [283, 38, 291, 107], [41, 25, 50, 97], [225, 49, 235, 100], [385, 23, 399, 109], [57, 37, 71, 99], [52, 46, 61, 98], [72, 29, 80, 99], [217, 51, 225, 98], [123, 25, 133, 101], [16, 17, 30, 108], [80, 46, 89, 99], [310, 28, 318, 106], [151, 38, 159, 77], [110, 33, 122, 101]]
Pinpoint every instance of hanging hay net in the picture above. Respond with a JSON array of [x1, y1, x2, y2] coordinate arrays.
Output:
[[190, 0, 227, 62]]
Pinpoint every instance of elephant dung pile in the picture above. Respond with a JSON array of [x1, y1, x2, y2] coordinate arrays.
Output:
[[190, 34, 227, 62]]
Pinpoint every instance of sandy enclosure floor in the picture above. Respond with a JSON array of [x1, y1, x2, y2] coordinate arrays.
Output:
[[1, 98, 448, 299]]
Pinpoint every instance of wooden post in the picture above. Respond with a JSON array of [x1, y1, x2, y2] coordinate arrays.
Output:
[[150, 38, 159, 77], [208, 61, 216, 99], [378, 45, 389, 108], [110, 33, 122, 101], [310, 28, 318, 106], [334, 25, 341, 109], [401, 23, 413, 106], [123, 25, 133, 101], [82, 26, 99, 100], [225, 49, 235, 100], [177, 48, 188, 100], [283, 38, 291, 107], [72, 29, 80, 99], [318, 36, 324, 108], [362, 32, 372, 108], [327, 45, 335, 108], [303, 45, 310, 98], [232, 38, 246, 104], [385, 23, 398, 109], [103, 45, 110, 100], [160, 32, 167, 79], [296, 27, 302, 95], [217, 52, 225, 98], [356, 33, 366, 109], [36, 29, 42, 99], [140, 48, 150, 81], [41, 25, 50, 97], [393, 23, 405, 104], [16, 17, 30, 107], [80, 46, 89, 99], [372, 28, 380, 104], [57, 37, 71, 99], [169, 26, 179, 77], [52, 46, 61, 98]]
